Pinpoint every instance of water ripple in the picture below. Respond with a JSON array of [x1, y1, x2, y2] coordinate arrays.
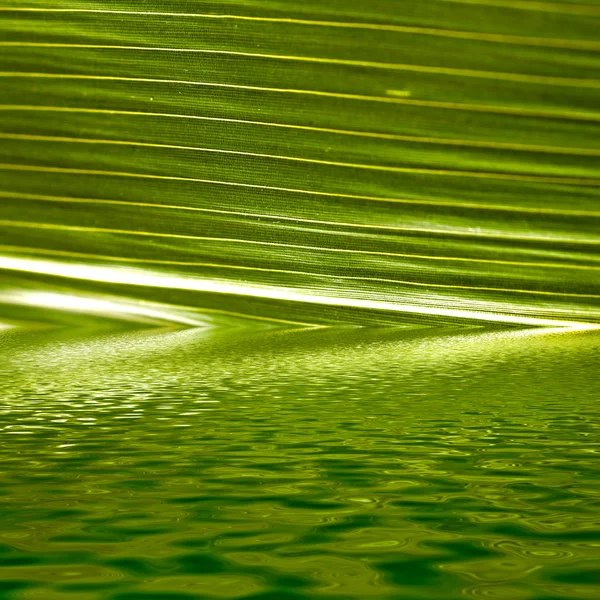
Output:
[[0, 326, 599, 599]]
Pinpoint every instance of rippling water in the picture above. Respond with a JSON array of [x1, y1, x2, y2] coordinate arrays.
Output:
[[1, 325, 599, 600]]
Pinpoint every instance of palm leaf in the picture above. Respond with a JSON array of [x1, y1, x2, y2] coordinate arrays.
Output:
[[1, 1, 599, 329]]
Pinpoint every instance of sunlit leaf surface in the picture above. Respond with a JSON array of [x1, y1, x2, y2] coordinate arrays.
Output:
[[1, 0, 599, 328]]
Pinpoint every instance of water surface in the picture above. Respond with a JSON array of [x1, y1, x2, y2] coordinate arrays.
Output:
[[1, 325, 599, 600]]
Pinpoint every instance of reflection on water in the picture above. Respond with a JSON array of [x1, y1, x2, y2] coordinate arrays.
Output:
[[1, 325, 599, 600]]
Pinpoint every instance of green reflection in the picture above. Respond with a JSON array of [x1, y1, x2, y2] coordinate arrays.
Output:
[[1, 326, 599, 599]]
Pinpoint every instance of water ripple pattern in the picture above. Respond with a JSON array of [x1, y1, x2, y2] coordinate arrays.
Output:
[[1, 326, 599, 599]]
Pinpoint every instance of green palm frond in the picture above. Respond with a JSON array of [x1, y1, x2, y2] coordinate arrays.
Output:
[[1, 1, 599, 329]]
